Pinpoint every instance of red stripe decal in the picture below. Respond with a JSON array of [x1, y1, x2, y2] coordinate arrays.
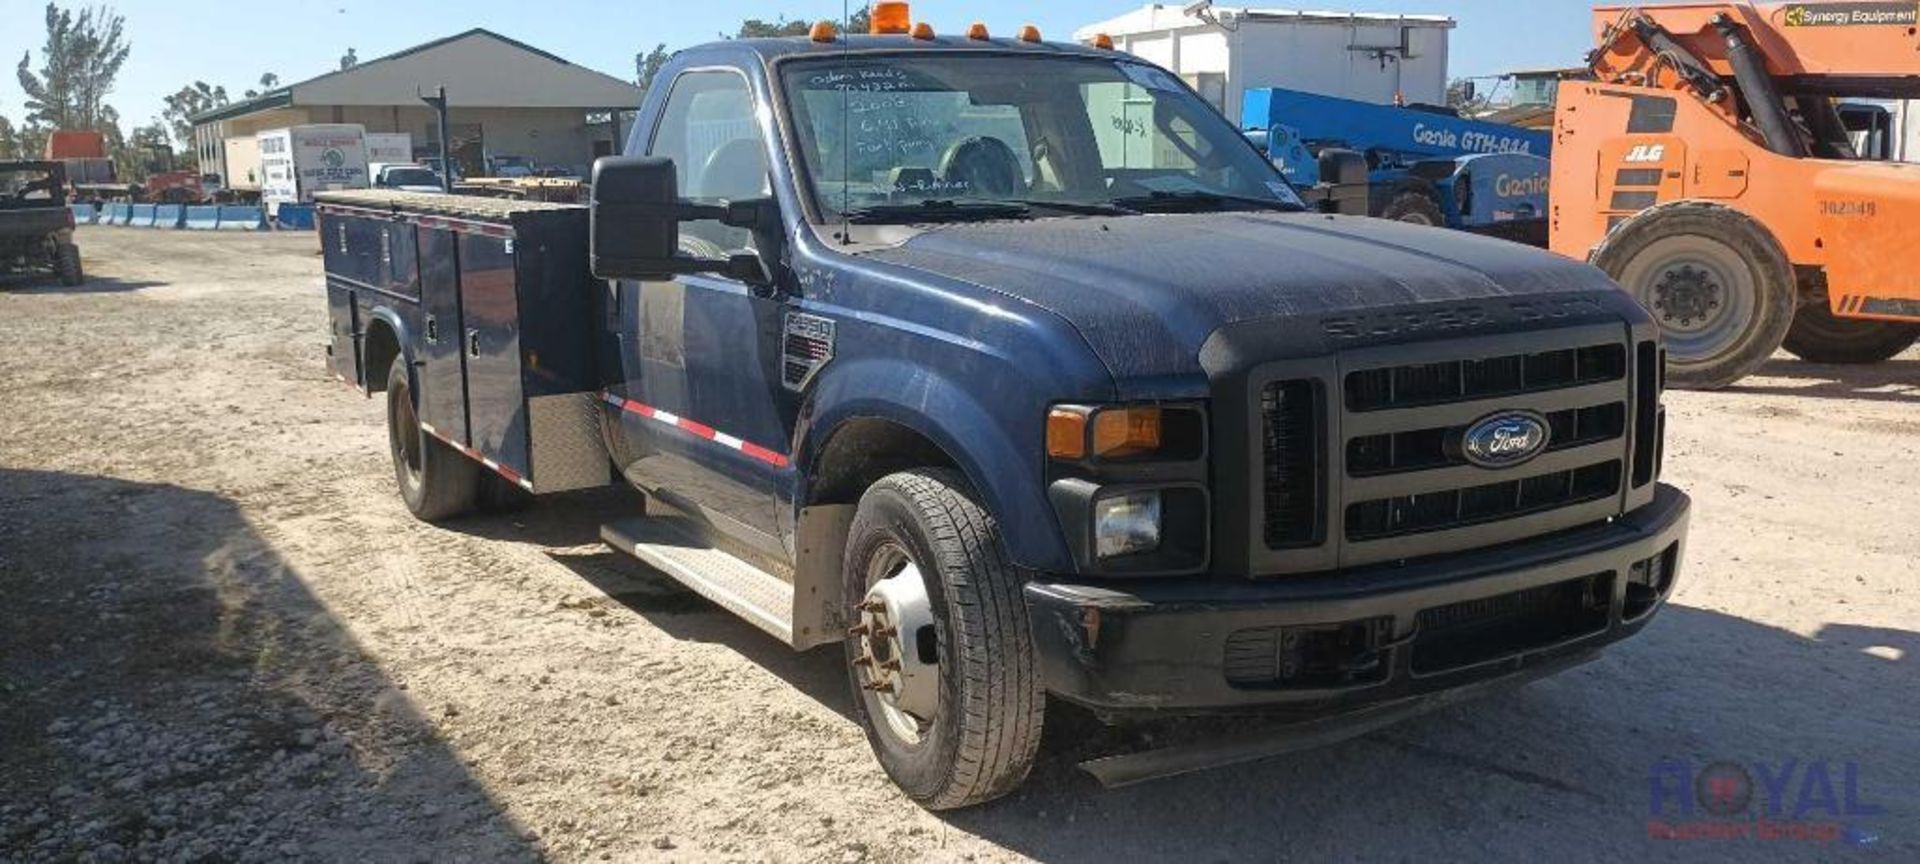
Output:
[[601, 392, 790, 468]]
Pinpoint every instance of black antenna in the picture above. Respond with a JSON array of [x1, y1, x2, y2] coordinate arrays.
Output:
[[839, 0, 853, 244]]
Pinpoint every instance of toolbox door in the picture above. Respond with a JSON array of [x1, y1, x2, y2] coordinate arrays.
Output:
[[457, 232, 530, 477], [416, 226, 468, 443]]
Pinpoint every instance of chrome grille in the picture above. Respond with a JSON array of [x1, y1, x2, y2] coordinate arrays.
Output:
[[1255, 323, 1639, 571]]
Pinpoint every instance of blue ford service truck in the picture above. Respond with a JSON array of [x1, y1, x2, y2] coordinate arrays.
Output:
[[317, 23, 1690, 808]]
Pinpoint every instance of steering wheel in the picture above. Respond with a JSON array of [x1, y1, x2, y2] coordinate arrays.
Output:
[[938, 136, 1024, 198]]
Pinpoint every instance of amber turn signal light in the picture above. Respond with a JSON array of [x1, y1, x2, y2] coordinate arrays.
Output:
[[1018, 24, 1043, 43], [1092, 407, 1162, 459], [809, 20, 838, 42], [967, 22, 991, 40], [1047, 407, 1089, 460]]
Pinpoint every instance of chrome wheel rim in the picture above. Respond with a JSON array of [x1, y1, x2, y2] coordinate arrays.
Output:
[[852, 542, 938, 745]]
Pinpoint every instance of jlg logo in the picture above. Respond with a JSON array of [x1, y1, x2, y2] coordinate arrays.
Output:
[[1624, 144, 1667, 163]]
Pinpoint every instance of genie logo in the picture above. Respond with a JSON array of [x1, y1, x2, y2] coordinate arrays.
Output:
[[1648, 758, 1885, 846], [1494, 173, 1549, 198], [1460, 411, 1549, 468], [1411, 122, 1536, 155]]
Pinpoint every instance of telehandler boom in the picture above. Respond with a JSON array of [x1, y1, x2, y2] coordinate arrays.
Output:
[[1552, 1, 1920, 387]]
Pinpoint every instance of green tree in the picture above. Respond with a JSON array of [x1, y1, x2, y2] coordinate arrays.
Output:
[[160, 81, 226, 158], [635, 44, 670, 90], [243, 71, 280, 100], [14, 2, 130, 132], [0, 114, 18, 159]]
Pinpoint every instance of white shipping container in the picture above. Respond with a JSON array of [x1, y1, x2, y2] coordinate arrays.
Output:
[[365, 132, 413, 166], [1075, 5, 1454, 125], [258, 124, 370, 214]]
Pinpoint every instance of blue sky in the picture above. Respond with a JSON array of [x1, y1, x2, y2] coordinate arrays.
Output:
[[1, 0, 1605, 134]]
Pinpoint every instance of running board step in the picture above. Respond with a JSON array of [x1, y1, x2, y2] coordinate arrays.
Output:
[[601, 517, 797, 645]]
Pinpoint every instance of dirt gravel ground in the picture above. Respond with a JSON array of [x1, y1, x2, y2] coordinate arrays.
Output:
[[2, 227, 1916, 863]]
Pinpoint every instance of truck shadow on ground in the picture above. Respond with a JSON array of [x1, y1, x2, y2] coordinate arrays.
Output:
[[0, 469, 539, 861], [564, 541, 1916, 861], [938, 603, 1918, 862], [0, 274, 165, 294], [1734, 356, 1920, 403]]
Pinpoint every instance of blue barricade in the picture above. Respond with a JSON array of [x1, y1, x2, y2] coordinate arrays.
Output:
[[129, 204, 158, 228], [184, 206, 221, 230], [274, 204, 316, 230], [153, 204, 185, 229], [216, 205, 265, 230], [105, 203, 133, 226], [70, 203, 98, 224]]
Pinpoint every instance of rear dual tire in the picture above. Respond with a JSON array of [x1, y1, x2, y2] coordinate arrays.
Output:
[[386, 360, 480, 521]]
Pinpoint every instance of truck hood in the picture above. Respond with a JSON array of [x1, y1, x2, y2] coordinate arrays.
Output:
[[863, 211, 1632, 395]]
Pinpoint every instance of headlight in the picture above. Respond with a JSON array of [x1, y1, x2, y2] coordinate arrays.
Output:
[[1094, 491, 1161, 558]]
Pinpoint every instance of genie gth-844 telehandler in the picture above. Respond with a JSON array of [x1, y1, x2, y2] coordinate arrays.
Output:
[[1552, 1, 1920, 388]]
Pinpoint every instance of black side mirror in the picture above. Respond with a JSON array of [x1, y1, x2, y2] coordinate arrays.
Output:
[[590, 155, 772, 284]]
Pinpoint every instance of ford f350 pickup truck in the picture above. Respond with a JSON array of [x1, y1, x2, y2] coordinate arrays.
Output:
[[317, 16, 1690, 809]]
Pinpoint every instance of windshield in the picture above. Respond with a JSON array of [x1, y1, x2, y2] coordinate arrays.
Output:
[[780, 54, 1303, 222], [382, 168, 441, 187]]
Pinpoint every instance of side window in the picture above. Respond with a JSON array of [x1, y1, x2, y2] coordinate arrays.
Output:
[[648, 70, 768, 257]]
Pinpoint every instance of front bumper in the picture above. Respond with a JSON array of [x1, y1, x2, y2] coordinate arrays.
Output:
[[1025, 484, 1689, 715]]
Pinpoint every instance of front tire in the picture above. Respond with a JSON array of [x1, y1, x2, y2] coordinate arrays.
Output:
[[1783, 302, 1920, 364], [1591, 201, 1796, 390], [1380, 189, 1446, 227], [841, 469, 1043, 810], [385, 359, 479, 521]]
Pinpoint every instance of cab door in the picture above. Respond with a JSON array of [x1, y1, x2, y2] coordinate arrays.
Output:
[[609, 69, 794, 546]]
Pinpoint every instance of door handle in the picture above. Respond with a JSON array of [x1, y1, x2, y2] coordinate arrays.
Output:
[[466, 329, 481, 358], [424, 314, 438, 343]]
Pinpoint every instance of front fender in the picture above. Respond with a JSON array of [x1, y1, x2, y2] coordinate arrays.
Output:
[[800, 356, 1072, 573]]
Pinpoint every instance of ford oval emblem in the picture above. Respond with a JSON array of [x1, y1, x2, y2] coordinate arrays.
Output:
[[1461, 411, 1551, 468]]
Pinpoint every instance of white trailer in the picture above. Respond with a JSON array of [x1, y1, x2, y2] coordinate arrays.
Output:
[[223, 137, 263, 193], [258, 125, 370, 214], [365, 132, 413, 167], [1074, 4, 1454, 125]]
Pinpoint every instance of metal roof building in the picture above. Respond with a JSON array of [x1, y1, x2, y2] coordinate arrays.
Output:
[[191, 29, 643, 187], [1074, 4, 1455, 124]]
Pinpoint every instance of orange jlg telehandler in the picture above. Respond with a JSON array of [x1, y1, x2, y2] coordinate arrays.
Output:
[[1552, 1, 1920, 388]]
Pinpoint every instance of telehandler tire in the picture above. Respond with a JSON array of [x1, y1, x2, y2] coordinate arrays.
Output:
[[386, 360, 479, 521], [1380, 190, 1446, 227], [55, 243, 83, 287], [841, 469, 1043, 810], [1782, 302, 1920, 364], [1591, 201, 1795, 390]]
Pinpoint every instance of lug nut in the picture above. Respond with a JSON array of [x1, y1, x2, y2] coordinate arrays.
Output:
[[846, 623, 870, 637]]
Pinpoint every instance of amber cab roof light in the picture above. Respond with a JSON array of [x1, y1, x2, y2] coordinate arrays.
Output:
[[911, 21, 935, 40], [1090, 32, 1115, 50], [870, 1, 911, 34], [809, 20, 838, 42], [967, 22, 990, 40], [1018, 24, 1042, 43]]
